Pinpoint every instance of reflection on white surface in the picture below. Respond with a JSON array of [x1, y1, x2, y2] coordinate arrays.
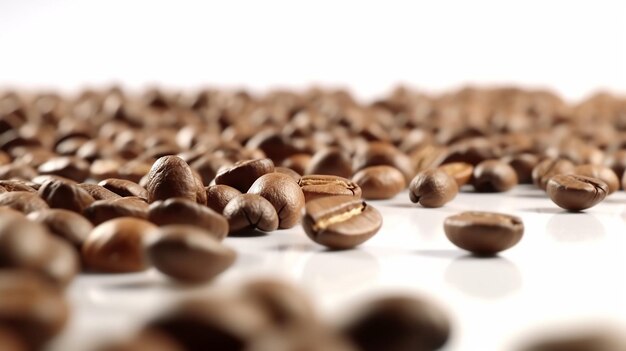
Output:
[[546, 213, 606, 243], [445, 256, 522, 299]]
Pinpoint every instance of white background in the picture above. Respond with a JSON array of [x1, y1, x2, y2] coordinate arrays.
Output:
[[1, 0, 626, 101]]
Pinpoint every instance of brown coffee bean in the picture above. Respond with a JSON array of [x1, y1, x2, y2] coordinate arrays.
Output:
[[250, 326, 356, 351], [206, 185, 242, 214], [146, 225, 236, 283], [605, 149, 626, 181], [532, 158, 575, 190], [502, 153, 539, 184], [0, 180, 37, 192], [99, 178, 148, 199], [438, 162, 473, 187], [302, 195, 382, 249], [38, 179, 95, 213], [352, 165, 406, 200], [0, 327, 27, 351], [573, 164, 619, 194], [274, 167, 301, 182], [118, 159, 152, 183], [0, 191, 49, 214], [30, 175, 77, 188], [341, 295, 450, 351], [82, 217, 157, 272], [444, 211, 524, 255], [0, 163, 38, 180], [83, 197, 149, 225], [546, 174, 608, 211], [281, 153, 311, 175], [148, 198, 229, 240], [215, 158, 275, 192], [223, 194, 279, 234], [354, 142, 415, 182], [27, 209, 93, 248], [37, 236, 80, 288], [190, 154, 232, 185], [305, 147, 353, 178], [0, 211, 49, 269], [298, 175, 362, 202], [37, 156, 90, 182], [145, 156, 205, 204], [517, 329, 626, 351], [472, 160, 518, 192], [408, 170, 458, 208], [0, 272, 69, 350], [247, 173, 305, 229], [78, 183, 122, 201], [89, 159, 122, 180]]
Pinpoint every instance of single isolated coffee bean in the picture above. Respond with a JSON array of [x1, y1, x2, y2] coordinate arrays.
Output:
[[532, 158, 575, 191], [214, 158, 275, 192], [82, 217, 157, 272], [0, 191, 49, 214], [408, 169, 458, 208], [83, 197, 149, 225], [38, 179, 95, 213], [351, 165, 406, 200], [145, 156, 205, 204], [146, 225, 236, 283], [305, 147, 353, 178], [472, 159, 518, 192], [444, 211, 524, 255], [148, 198, 229, 240], [573, 164, 619, 194], [302, 195, 382, 249], [248, 173, 305, 229], [502, 153, 539, 184], [27, 209, 93, 248], [78, 183, 122, 201], [341, 295, 451, 351], [99, 178, 149, 200], [438, 162, 473, 187], [298, 174, 362, 202], [546, 174, 608, 211], [223, 194, 279, 234], [205, 184, 241, 214]]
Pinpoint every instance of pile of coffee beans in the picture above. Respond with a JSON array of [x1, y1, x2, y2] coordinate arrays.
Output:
[[0, 85, 625, 350]]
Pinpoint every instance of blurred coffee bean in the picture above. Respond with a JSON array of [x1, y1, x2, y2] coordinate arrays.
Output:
[[0, 179, 37, 192], [502, 153, 539, 184], [90, 159, 122, 180], [532, 158, 575, 191], [274, 167, 301, 182], [351, 165, 406, 200], [38, 179, 95, 213], [517, 328, 626, 351], [281, 153, 311, 175], [148, 198, 228, 240], [0, 163, 38, 180], [97, 329, 185, 351], [0, 327, 27, 351], [27, 209, 93, 248], [78, 183, 123, 201], [99, 178, 148, 199], [37, 156, 90, 182], [0, 211, 49, 269], [437, 162, 473, 188], [37, 235, 80, 287], [573, 164, 619, 194], [215, 158, 275, 193], [353, 142, 414, 182], [83, 197, 149, 225], [0, 191, 49, 214], [472, 160, 518, 192], [305, 147, 353, 178]]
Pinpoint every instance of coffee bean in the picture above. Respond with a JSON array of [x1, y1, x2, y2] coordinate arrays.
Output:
[[302, 195, 382, 249], [502, 153, 539, 184], [0, 211, 49, 269], [190, 154, 232, 185], [605, 149, 626, 181], [351, 165, 406, 200], [250, 326, 356, 351], [532, 158, 575, 191], [27, 209, 93, 248], [0, 163, 38, 180], [0, 327, 27, 351], [78, 183, 122, 201], [148, 198, 229, 240], [82, 217, 157, 272], [354, 142, 415, 182], [206, 185, 242, 214], [408, 169, 458, 208], [281, 153, 311, 175], [274, 167, 301, 182], [0, 179, 37, 192], [99, 178, 149, 200], [38, 179, 95, 213], [305, 147, 353, 178], [517, 329, 626, 351], [223, 194, 279, 234], [573, 164, 619, 194], [0, 272, 69, 350], [89, 159, 122, 180], [438, 162, 473, 187], [472, 159, 518, 192], [298, 175, 362, 202], [444, 211, 524, 255], [341, 295, 451, 351], [146, 225, 236, 283], [247, 173, 305, 229], [546, 174, 608, 211], [145, 156, 205, 204], [215, 158, 275, 193], [0, 191, 49, 214], [37, 156, 90, 182], [118, 159, 152, 183], [37, 235, 80, 287], [83, 197, 149, 225]]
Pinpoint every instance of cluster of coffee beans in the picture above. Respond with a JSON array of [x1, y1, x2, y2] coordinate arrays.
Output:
[[0, 85, 625, 350]]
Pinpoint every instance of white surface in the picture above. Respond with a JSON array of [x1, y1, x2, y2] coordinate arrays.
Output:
[[52, 185, 626, 351]]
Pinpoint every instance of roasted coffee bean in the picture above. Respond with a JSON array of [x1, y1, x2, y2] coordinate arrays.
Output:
[[532, 158, 575, 191], [281, 154, 311, 175], [437, 162, 473, 187], [408, 170, 458, 208], [502, 153, 539, 184], [472, 160, 518, 192], [573, 164, 619, 194], [0, 191, 49, 214], [341, 295, 451, 351], [605, 149, 626, 181], [89, 159, 122, 180], [214, 158, 275, 193], [249, 326, 356, 351], [145, 156, 205, 204], [148, 198, 228, 240], [248, 173, 305, 229], [82, 217, 157, 272], [351, 165, 406, 200], [0, 327, 27, 351], [118, 159, 152, 183], [27, 209, 93, 248], [223, 194, 279, 234], [146, 225, 236, 283], [83, 197, 149, 225], [206, 185, 242, 214], [0, 163, 38, 180], [274, 167, 301, 182], [37, 236, 80, 287], [517, 328, 626, 351], [302, 195, 382, 249], [0, 179, 37, 192], [37, 156, 90, 182], [546, 174, 608, 211], [99, 178, 148, 199], [444, 211, 524, 255], [354, 142, 415, 182], [78, 183, 122, 201], [31, 175, 77, 187], [0, 211, 49, 269], [38, 179, 95, 213], [305, 147, 353, 178], [189, 154, 232, 185], [298, 175, 362, 202], [0, 272, 69, 350]]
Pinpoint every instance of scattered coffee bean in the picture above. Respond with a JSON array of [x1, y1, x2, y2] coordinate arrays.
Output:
[[0, 211, 49, 269], [351, 165, 406, 200], [0, 191, 49, 214], [281, 154, 311, 175], [206, 184, 242, 214], [99, 178, 149, 199], [78, 183, 122, 201], [38, 179, 95, 213], [37, 235, 80, 287], [248, 173, 305, 229], [438, 162, 473, 187], [546, 174, 608, 211], [27, 209, 93, 248], [0, 179, 37, 192], [37, 156, 90, 182], [83, 197, 149, 225], [305, 147, 353, 178], [532, 158, 575, 191], [408, 169, 458, 208], [0, 327, 27, 351], [517, 328, 626, 351], [215, 158, 275, 192], [502, 153, 539, 184], [223, 194, 279, 234], [444, 211, 524, 255], [472, 159, 518, 192], [148, 198, 229, 240], [274, 167, 301, 182], [573, 164, 619, 194], [145, 156, 205, 204], [298, 175, 362, 202]]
